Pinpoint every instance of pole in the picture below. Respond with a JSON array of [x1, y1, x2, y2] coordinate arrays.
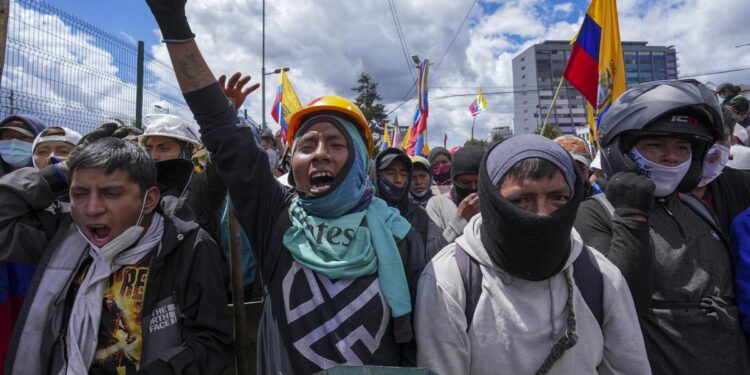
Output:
[[471, 115, 477, 140], [0, 0, 10, 89], [228, 205, 250, 375], [261, 0, 266, 130], [135, 41, 145, 129], [540, 77, 565, 137]]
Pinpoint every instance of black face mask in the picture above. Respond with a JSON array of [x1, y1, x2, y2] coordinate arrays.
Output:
[[451, 182, 476, 206], [477, 156, 583, 281]]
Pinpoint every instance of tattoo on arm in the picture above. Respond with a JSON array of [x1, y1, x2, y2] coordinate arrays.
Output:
[[166, 41, 217, 93]]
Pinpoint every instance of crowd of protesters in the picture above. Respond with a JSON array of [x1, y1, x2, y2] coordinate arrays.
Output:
[[1, 1, 750, 374]]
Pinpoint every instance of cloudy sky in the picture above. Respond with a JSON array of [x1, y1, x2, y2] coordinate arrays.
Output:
[[54, 0, 750, 147]]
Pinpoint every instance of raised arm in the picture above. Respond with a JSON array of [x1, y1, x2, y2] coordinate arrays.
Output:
[[574, 172, 656, 316], [146, 0, 291, 254]]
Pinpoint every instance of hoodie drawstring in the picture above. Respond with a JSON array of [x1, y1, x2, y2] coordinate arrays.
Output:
[[536, 269, 578, 375], [548, 278, 558, 339]]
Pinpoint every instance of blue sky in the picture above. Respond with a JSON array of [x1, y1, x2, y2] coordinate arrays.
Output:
[[26, 1, 750, 145], [54, 1, 159, 46]]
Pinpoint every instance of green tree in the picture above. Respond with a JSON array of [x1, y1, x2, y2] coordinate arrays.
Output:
[[536, 122, 563, 140], [352, 73, 387, 145], [491, 132, 505, 143], [464, 138, 489, 148]]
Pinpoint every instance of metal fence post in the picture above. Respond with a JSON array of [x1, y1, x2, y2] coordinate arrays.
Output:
[[0, 0, 10, 89], [136, 40, 144, 129]]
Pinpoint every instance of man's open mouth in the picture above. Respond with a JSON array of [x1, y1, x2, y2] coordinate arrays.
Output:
[[87, 225, 112, 247], [309, 171, 335, 194]]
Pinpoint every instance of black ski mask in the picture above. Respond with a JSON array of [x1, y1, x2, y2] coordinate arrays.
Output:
[[478, 134, 583, 281], [450, 145, 484, 205]]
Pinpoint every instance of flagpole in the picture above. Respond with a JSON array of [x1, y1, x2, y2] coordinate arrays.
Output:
[[540, 77, 566, 137], [471, 115, 477, 140]]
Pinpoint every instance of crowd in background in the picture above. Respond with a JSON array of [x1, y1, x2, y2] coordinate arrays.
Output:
[[1, 1, 750, 374]]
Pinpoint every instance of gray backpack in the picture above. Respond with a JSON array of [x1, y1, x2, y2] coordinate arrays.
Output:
[[454, 243, 604, 331]]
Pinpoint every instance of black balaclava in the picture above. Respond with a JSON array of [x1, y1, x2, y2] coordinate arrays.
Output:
[[429, 147, 452, 184], [409, 159, 433, 205], [372, 147, 413, 214], [478, 134, 583, 281], [450, 145, 484, 205]]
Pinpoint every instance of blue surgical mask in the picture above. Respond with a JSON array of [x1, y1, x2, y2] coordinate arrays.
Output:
[[0, 139, 33, 167]]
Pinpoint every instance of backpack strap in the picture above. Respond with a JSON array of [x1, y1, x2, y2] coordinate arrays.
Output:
[[454, 243, 483, 331], [591, 193, 615, 217], [261, 207, 292, 295], [572, 246, 604, 328]]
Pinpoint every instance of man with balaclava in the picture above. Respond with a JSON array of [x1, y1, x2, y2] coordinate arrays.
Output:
[[415, 134, 649, 375], [428, 146, 452, 194], [372, 148, 433, 247], [574, 79, 750, 374], [409, 155, 433, 208], [425, 145, 484, 258]]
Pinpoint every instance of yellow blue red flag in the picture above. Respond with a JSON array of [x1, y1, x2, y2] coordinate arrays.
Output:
[[563, 0, 625, 130], [270, 68, 302, 136], [469, 90, 487, 117], [407, 59, 430, 157]]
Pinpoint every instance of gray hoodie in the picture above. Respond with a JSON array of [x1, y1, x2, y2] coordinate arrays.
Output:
[[415, 214, 651, 375]]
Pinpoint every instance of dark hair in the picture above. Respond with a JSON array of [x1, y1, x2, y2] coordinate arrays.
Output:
[[68, 137, 157, 193], [260, 132, 276, 146], [498, 157, 560, 187]]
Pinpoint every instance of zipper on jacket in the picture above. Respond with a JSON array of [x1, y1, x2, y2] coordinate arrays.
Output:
[[658, 199, 688, 240]]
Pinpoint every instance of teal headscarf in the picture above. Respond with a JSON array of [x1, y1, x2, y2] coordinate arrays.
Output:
[[283, 116, 413, 317]]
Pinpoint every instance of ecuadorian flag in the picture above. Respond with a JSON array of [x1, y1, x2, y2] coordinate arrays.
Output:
[[563, 0, 625, 132], [407, 60, 430, 157]]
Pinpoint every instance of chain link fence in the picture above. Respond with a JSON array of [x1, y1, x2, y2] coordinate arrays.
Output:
[[0, 0, 191, 135]]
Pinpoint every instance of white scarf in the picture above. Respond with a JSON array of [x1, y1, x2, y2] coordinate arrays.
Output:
[[63, 213, 164, 374]]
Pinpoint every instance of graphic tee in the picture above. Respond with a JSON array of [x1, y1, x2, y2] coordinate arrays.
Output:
[[68, 256, 150, 374], [266, 250, 402, 374]]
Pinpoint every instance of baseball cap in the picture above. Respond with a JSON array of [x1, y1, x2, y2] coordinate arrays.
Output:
[[553, 135, 592, 168], [0, 120, 35, 138], [32, 126, 83, 152]]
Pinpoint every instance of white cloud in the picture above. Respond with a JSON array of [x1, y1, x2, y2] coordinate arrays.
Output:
[[552, 2, 574, 15], [5, 0, 749, 149]]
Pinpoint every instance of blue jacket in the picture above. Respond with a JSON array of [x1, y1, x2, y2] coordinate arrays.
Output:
[[731, 207, 750, 335]]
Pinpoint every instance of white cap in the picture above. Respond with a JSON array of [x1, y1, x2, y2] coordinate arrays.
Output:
[[141, 114, 202, 148], [727, 145, 750, 171], [734, 124, 749, 146], [32, 126, 82, 152]]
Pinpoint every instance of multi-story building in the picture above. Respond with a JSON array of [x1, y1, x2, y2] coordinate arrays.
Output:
[[490, 126, 513, 141], [512, 40, 678, 135]]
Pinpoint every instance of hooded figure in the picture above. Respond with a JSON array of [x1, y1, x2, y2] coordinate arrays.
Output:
[[372, 148, 432, 246], [0, 114, 46, 369], [0, 115, 47, 176], [415, 134, 649, 375], [428, 146, 452, 187], [425, 145, 484, 257]]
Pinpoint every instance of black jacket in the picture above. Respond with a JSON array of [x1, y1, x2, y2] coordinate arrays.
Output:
[[186, 83, 428, 374], [701, 167, 750, 237], [0, 159, 233, 374], [575, 193, 749, 375]]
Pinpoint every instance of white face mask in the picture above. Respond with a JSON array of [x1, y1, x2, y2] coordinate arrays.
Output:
[[77, 192, 150, 261], [698, 144, 730, 187], [628, 147, 692, 197]]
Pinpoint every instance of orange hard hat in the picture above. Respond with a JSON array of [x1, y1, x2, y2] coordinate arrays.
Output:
[[287, 95, 374, 156]]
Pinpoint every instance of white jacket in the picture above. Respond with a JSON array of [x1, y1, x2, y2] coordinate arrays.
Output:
[[415, 215, 651, 375]]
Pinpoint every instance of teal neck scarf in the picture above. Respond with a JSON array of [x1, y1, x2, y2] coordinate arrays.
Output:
[[283, 117, 412, 317]]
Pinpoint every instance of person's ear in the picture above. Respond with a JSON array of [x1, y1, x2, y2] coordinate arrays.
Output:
[[142, 186, 161, 215]]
